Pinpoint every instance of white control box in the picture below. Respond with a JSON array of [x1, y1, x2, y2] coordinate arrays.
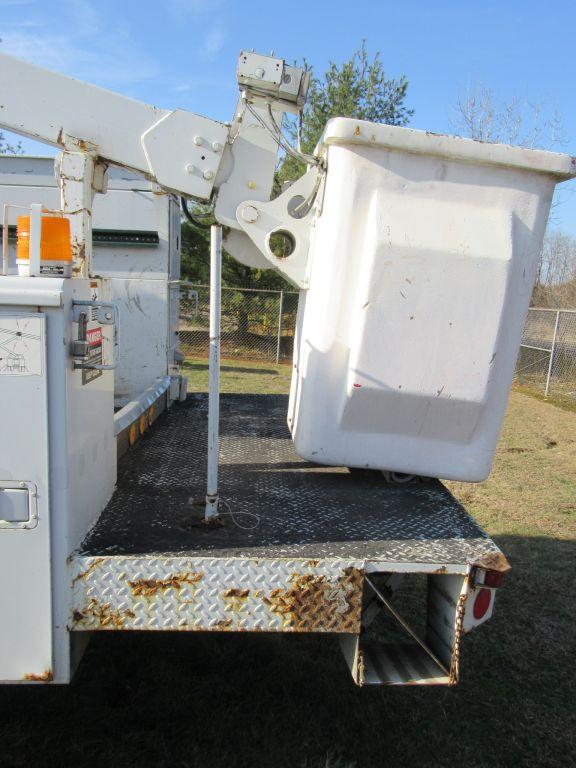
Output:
[[0, 277, 116, 682]]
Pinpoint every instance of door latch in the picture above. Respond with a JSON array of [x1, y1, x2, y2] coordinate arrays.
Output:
[[71, 300, 119, 370]]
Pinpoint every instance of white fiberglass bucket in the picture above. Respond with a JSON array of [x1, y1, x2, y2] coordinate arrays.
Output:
[[288, 119, 575, 481]]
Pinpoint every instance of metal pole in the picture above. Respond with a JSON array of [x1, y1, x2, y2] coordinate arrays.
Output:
[[2, 204, 9, 276], [205, 225, 222, 520], [545, 309, 560, 397], [275, 290, 284, 364]]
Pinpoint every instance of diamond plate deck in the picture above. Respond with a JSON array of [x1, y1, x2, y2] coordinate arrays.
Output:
[[71, 394, 502, 633]]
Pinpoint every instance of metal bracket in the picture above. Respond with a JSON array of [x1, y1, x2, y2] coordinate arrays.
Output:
[[72, 300, 116, 325], [235, 167, 322, 288], [71, 300, 119, 370]]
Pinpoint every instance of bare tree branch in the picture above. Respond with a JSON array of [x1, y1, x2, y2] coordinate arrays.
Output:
[[451, 84, 565, 150]]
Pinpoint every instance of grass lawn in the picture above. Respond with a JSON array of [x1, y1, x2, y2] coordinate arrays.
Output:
[[1, 359, 574, 768], [182, 356, 293, 394]]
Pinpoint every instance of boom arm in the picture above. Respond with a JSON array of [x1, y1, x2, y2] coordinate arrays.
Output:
[[0, 52, 229, 200], [0, 50, 309, 203], [0, 50, 313, 278]]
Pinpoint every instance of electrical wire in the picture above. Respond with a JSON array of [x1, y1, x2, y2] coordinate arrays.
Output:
[[243, 98, 322, 168], [265, 103, 319, 166], [290, 168, 324, 218], [266, 103, 322, 168], [218, 497, 261, 530], [242, 100, 326, 217], [180, 196, 213, 230]]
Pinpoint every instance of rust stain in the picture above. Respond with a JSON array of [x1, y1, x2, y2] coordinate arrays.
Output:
[[262, 568, 363, 632], [354, 125, 361, 136], [434, 565, 448, 574], [222, 588, 250, 598], [222, 588, 250, 613], [305, 559, 320, 568], [449, 585, 469, 685], [24, 669, 53, 683], [215, 618, 233, 629], [128, 572, 203, 598], [357, 649, 366, 687], [72, 557, 106, 585], [75, 598, 136, 629], [474, 550, 511, 574]]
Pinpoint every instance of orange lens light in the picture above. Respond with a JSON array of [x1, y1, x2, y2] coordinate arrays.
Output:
[[16, 214, 73, 263]]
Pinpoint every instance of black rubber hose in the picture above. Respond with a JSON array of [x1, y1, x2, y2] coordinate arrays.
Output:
[[180, 196, 212, 229]]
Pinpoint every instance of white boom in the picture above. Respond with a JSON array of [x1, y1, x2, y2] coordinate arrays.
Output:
[[0, 52, 229, 200], [0, 49, 312, 275], [0, 50, 308, 215]]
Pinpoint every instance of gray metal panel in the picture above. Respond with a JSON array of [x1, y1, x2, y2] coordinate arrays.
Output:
[[79, 395, 500, 565]]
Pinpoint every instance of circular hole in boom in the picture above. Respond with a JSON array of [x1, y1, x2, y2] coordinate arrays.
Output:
[[268, 229, 296, 259], [287, 195, 307, 219]]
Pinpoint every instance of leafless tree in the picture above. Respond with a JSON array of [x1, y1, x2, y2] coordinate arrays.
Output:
[[533, 231, 576, 308], [451, 84, 565, 149], [452, 83, 575, 308]]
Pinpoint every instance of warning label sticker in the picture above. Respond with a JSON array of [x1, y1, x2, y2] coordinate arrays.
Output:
[[82, 326, 103, 385], [0, 315, 43, 376]]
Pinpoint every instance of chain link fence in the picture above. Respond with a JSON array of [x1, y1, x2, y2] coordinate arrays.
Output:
[[179, 283, 299, 363], [516, 308, 576, 398], [180, 289, 576, 398]]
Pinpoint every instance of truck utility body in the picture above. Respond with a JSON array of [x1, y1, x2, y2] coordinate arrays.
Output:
[[71, 393, 505, 687], [0, 155, 182, 408]]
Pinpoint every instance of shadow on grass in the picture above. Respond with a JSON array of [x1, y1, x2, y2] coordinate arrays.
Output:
[[183, 361, 279, 376], [1, 535, 574, 768]]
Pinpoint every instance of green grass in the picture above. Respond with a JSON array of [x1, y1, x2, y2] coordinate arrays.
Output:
[[513, 381, 576, 414], [1, 359, 575, 768], [182, 356, 293, 394]]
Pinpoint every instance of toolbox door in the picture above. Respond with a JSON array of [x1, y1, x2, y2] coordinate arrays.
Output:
[[0, 313, 52, 682]]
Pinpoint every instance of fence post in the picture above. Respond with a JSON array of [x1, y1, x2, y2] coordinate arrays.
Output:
[[545, 309, 561, 397], [275, 290, 284, 364]]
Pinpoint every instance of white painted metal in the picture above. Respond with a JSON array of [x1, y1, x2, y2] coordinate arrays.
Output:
[[544, 309, 561, 397], [0, 278, 116, 682], [0, 157, 183, 406], [0, 53, 227, 200], [0, 482, 38, 529], [287, 118, 576, 482], [222, 229, 272, 270], [237, 51, 310, 109], [114, 376, 171, 436], [56, 137, 107, 277], [0, 51, 303, 218], [0, 312, 51, 682], [236, 167, 321, 287], [205, 225, 222, 520], [214, 102, 283, 230]]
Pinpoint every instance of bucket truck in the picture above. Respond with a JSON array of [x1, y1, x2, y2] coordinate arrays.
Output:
[[0, 49, 574, 687]]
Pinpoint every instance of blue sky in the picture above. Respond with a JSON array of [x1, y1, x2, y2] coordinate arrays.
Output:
[[1, 0, 575, 232]]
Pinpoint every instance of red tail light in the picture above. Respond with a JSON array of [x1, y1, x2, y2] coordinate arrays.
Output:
[[473, 588, 492, 620], [483, 569, 506, 588]]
